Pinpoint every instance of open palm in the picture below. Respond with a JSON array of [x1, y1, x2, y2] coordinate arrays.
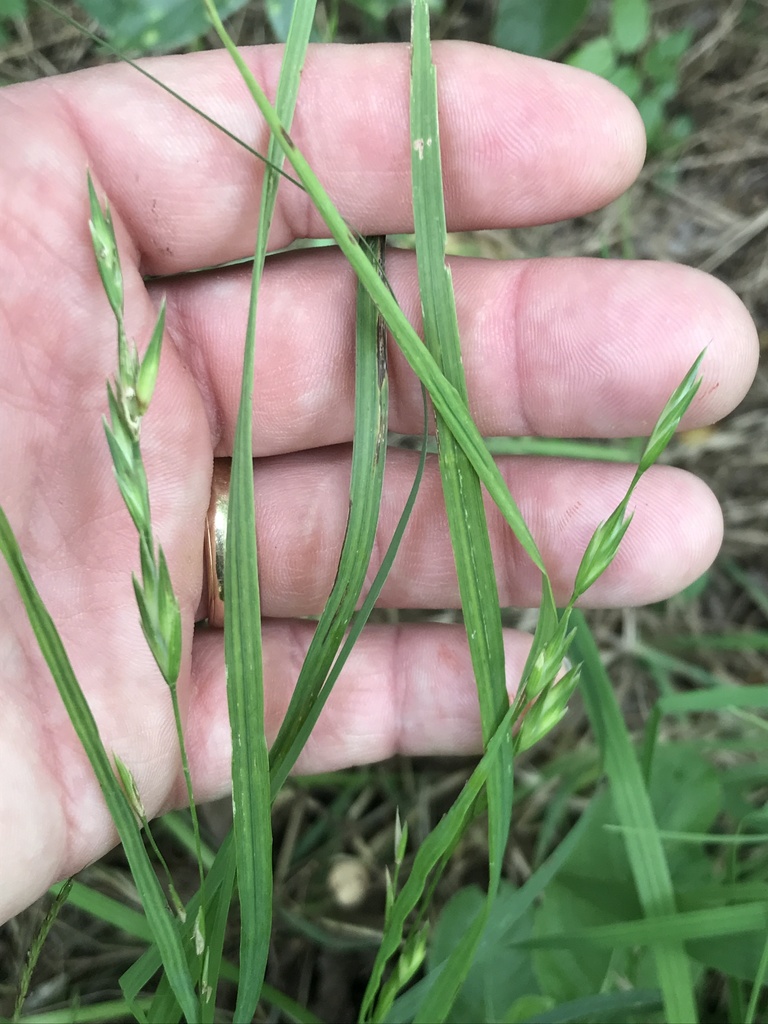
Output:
[[0, 42, 757, 923]]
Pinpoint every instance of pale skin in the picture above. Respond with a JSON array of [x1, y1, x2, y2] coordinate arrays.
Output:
[[0, 41, 758, 925]]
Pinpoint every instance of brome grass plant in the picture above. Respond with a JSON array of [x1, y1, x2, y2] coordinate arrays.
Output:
[[3, 2, 756, 1023]]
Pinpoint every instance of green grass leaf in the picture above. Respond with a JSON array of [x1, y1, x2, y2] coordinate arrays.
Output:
[[220, 5, 316, 1020], [268, 235, 390, 794], [271, 384, 430, 797], [572, 612, 698, 1023], [17, 998, 153, 1024], [0, 508, 198, 1022], [524, 988, 664, 1023], [523, 901, 768, 949], [120, 832, 235, 1018], [407, 3, 513, 1018]]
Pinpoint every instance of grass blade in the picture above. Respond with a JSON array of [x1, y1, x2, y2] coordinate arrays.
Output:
[[408, 3, 512, 1018], [51, 879, 152, 942], [197, 841, 237, 1024], [17, 999, 153, 1024], [525, 988, 664, 1023], [269, 235, 389, 793], [270, 384, 430, 799], [484, 437, 645, 461], [0, 508, 198, 1022], [572, 611, 698, 1023], [521, 901, 768, 949], [221, 5, 316, 1020], [120, 831, 235, 1015]]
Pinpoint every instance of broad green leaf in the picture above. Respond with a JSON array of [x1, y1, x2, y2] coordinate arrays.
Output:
[[389, 804, 599, 1022], [0, 0, 26, 19], [688, 931, 768, 985], [608, 64, 643, 101], [534, 745, 720, 1002], [525, 902, 768, 950], [610, 0, 651, 56], [637, 90, 668, 147], [429, 887, 539, 1024], [493, 0, 590, 57], [76, 0, 249, 53], [566, 37, 617, 78], [642, 28, 692, 82]]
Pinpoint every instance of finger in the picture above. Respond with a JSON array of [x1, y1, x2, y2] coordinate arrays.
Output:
[[187, 620, 532, 794], [246, 449, 722, 614], [8, 43, 645, 274], [163, 251, 758, 454]]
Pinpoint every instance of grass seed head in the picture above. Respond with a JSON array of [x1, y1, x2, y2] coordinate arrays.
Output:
[[516, 663, 582, 753], [572, 504, 633, 600], [638, 350, 705, 474]]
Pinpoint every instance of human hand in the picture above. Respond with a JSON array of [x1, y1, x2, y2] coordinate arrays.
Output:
[[0, 42, 757, 923]]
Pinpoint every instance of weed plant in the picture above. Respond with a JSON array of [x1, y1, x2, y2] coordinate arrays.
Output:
[[2, 3, 767, 1024]]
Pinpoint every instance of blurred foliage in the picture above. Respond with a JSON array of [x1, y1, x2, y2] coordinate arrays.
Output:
[[493, 0, 695, 153], [0, 0, 25, 45], [491, 0, 591, 57], [74, 0, 250, 52], [566, 0, 694, 153], [419, 741, 768, 1022]]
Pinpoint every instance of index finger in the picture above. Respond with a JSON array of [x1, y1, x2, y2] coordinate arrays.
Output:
[[14, 41, 645, 275]]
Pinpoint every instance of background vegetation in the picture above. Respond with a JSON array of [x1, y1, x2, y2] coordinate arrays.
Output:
[[1, 1, 767, 1022]]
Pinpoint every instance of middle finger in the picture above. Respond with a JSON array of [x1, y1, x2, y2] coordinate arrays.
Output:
[[162, 247, 756, 455]]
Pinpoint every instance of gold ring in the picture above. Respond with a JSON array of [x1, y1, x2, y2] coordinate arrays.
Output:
[[203, 458, 231, 627]]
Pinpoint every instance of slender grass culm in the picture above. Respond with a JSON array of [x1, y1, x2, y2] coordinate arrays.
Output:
[[220, 8, 315, 1020], [0, 1, 711, 1021]]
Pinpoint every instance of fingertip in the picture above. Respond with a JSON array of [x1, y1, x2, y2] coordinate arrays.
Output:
[[553, 59, 647, 213], [439, 45, 647, 224], [687, 270, 760, 427], [561, 60, 648, 201]]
